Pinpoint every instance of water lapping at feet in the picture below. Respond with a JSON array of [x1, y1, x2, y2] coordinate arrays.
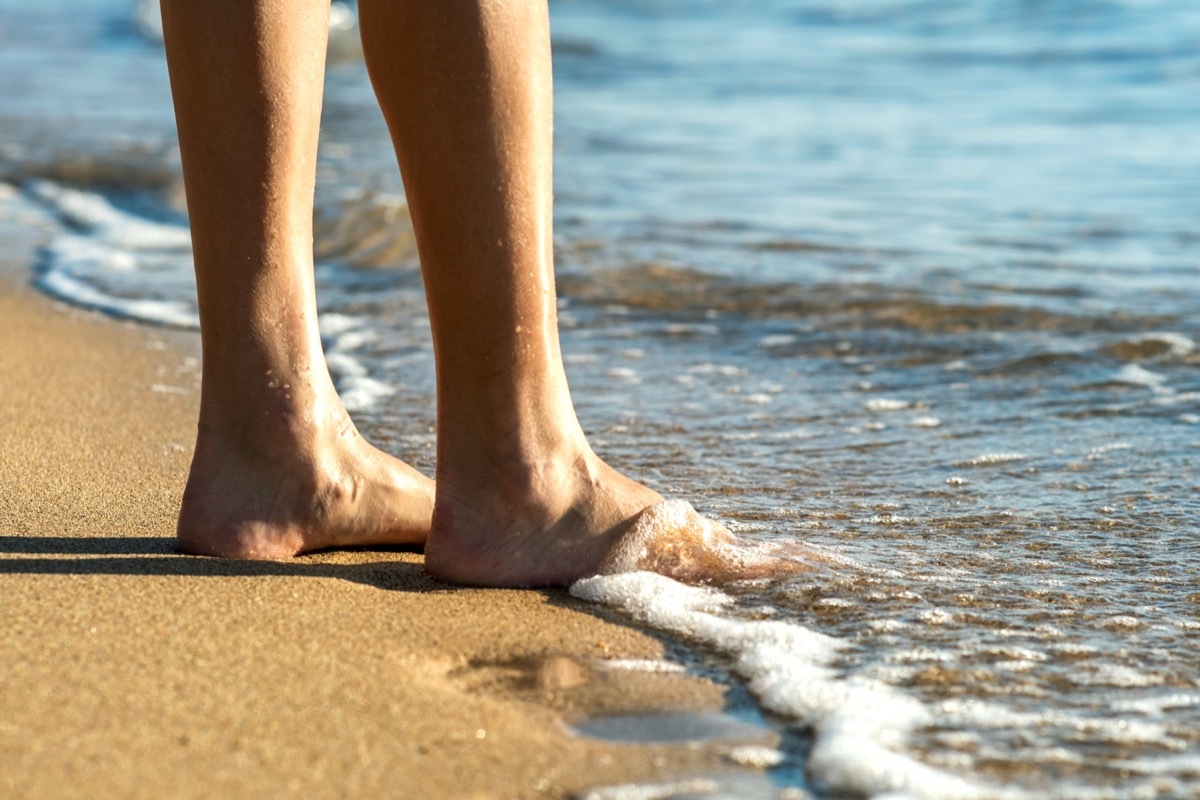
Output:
[[4, 0, 1200, 794], [573, 571, 1000, 799]]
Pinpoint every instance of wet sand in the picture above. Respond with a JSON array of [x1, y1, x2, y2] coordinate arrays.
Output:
[[0, 228, 740, 799]]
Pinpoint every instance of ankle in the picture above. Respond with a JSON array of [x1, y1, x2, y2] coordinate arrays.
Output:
[[424, 447, 664, 587], [196, 372, 350, 454], [436, 425, 595, 505]]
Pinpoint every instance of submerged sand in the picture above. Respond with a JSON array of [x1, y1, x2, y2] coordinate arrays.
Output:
[[0, 230, 745, 798]]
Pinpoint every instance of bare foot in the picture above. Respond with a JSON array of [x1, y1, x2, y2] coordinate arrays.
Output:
[[425, 444, 814, 587], [424, 447, 665, 587], [176, 406, 434, 560]]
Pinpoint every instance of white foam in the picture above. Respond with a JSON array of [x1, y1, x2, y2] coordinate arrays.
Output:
[[316, 314, 395, 412], [31, 181, 201, 329], [772, 427, 815, 441], [954, 453, 1028, 467], [324, 328, 378, 352], [37, 261, 200, 328], [865, 514, 913, 525], [324, 352, 369, 378], [29, 181, 192, 249], [1109, 753, 1200, 778], [572, 571, 997, 799], [809, 734, 988, 800], [919, 608, 955, 626], [690, 363, 745, 377], [864, 398, 911, 412], [318, 313, 364, 337], [870, 619, 911, 633], [1112, 363, 1168, 390], [1109, 694, 1200, 715], [579, 780, 720, 800], [1078, 664, 1163, 688], [607, 366, 641, 382], [30, 182, 396, 411], [596, 500, 771, 578], [1086, 442, 1132, 459], [666, 322, 720, 336], [726, 745, 784, 768], [938, 697, 1186, 750], [888, 647, 954, 663], [337, 375, 394, 413]]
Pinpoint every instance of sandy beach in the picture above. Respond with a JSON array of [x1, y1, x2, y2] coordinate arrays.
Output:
[[0, 224, 748, 799], [6, 0, 1199, 793]]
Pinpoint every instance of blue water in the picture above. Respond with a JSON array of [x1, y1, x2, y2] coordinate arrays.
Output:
[[1, 1, 1198, 797]]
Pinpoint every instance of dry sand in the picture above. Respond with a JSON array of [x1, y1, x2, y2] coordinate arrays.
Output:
[[0, 229, 763, 798]]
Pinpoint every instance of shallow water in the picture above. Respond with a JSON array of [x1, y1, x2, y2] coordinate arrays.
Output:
[[2, 0, 1198, 797]]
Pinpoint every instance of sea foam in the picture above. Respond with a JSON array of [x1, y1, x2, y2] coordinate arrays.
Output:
[[28, 180, 399, 412], [31, 181, 200, 328], [572, 569, 999, 799]]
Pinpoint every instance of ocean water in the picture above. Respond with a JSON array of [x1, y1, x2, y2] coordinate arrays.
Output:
[[2, 0, 1198, 797]]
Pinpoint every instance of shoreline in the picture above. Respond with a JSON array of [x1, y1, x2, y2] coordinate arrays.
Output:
[[0, 226, 754, 798]]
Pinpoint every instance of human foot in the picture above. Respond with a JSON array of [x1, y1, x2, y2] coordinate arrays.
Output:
[[425, 446, 710, 587], [176, 409, 434, 560]]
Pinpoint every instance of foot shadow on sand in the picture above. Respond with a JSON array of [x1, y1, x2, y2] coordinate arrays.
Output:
[[0, 534, 439, 593]]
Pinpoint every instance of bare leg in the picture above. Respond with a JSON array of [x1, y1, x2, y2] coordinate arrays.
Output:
[[161, 0, 434, 558], [359, 0, 667, 586]]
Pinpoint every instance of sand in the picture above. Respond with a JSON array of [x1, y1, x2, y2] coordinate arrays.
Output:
[[0, 226, 754, 798]]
